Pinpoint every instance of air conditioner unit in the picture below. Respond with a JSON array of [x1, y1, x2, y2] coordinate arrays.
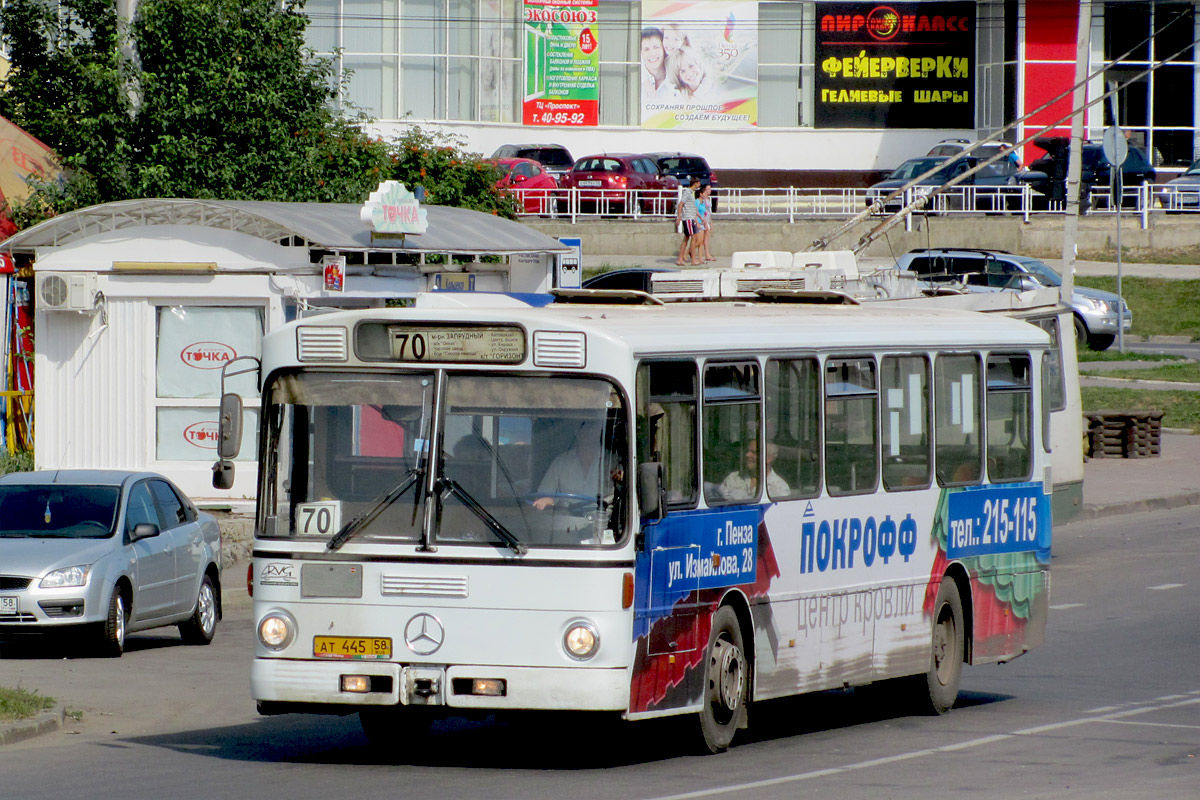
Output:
[[36, 272, 98, 312]]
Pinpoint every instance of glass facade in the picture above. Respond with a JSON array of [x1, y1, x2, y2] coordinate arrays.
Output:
[[304, 0, 1199, 154]]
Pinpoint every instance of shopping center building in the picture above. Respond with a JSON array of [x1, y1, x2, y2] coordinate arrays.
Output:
[[302, 0, 1200, 184]]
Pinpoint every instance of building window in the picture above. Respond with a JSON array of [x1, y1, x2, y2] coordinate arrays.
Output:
[[311, 0, 522, 122], [599, 1, 639, 126], [1101, 1, 1197, 167], [759, 2, 811, 127], [155, 306, 263, 462]]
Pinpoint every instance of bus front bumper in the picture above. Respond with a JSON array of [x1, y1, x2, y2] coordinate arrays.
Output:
[[252, 658, 630, 712]]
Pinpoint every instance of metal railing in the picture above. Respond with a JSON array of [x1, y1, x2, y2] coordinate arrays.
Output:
[[511, 183, 1195, 229]]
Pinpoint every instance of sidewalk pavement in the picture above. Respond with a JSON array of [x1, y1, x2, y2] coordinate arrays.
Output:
[[1075, 430, 1200, 523]]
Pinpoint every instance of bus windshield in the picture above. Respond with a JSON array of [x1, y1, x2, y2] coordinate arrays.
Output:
[[260, 371, 628, 549]]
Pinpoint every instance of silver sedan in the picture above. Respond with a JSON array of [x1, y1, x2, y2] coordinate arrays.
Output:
[[0, 470, 222, 656]]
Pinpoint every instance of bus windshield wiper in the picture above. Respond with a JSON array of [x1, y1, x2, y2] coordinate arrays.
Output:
[[327, 468, 422, 551], [436, 477, 528, 556]]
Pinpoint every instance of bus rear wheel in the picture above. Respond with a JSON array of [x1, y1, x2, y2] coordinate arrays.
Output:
[[698, 605, 748, 753], [918, 578, 964, 715]]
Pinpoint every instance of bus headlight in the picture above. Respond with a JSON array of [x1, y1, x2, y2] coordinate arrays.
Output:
[[258, 611, 296, 650], [563, 621, 599, 660]]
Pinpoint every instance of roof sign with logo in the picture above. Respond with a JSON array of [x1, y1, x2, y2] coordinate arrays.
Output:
[[360, 180, 428, 236]]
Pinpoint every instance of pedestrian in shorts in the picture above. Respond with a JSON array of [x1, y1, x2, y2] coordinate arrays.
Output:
[[675, 177, 702, 266]]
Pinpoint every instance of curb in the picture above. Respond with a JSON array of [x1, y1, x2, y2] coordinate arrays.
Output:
[[1075, 491, 1200, 523], [0, 705, 64, 746]]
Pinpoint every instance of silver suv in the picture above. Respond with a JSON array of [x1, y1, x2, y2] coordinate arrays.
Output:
[[895, 248, 1131, 351]]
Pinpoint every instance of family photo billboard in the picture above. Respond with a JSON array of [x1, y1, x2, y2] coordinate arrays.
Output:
[[640, 0, 759, 129], [814, 2, 975, 128], [523, 0, 600, 126]]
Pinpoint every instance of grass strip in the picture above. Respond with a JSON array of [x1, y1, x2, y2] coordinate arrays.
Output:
[[0, 687, 57, 722]]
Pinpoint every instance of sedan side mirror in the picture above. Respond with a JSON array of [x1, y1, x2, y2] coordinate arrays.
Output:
[[131, 522, 160, 541]]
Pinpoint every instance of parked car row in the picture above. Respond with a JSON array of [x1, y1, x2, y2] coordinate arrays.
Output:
[[870, 136, 1160, 214], [487, 144, 716, 215]]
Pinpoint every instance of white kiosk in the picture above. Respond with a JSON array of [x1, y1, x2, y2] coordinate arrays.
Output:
[[0, 193, 571, 501]]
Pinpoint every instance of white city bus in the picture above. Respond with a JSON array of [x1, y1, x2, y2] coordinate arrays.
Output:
[[215, 291, 1053, 753]]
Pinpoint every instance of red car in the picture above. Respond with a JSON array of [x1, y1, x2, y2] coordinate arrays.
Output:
[[490, 157, 558, 214], [558, 153, 680, 214]]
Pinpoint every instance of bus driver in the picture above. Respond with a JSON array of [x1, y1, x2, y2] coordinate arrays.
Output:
[[532, 419, 625, 540]]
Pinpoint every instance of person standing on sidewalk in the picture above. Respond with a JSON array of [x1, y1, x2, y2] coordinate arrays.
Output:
[[675, 177, 702, 265], [697, 184, 715, 262]]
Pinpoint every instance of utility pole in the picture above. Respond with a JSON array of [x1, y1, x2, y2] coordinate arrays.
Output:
[[1060, 0, 1092, 304]]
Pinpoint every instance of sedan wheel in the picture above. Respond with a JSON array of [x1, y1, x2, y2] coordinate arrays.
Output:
[[179, 574, 218, 645], [96, 589, 126, 658]]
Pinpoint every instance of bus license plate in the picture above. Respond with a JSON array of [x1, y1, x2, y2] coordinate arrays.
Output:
[[313, 636, 392, 659], [0, 596, 18, 616]]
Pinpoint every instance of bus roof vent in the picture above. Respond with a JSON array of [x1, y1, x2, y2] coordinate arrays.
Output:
[[297, 325, 349, 362], [533, 330, 586, 368]]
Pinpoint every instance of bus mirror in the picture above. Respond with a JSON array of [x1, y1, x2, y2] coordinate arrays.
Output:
[[212, 459, 235, 490], [218, 392, 244, 459], [638, 462, 666, 521]]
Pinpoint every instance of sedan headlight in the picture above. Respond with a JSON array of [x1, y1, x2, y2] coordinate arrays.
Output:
[[563, 620, 600, 660], [40, 565, 91, 588], [258, 611, 297, 650]]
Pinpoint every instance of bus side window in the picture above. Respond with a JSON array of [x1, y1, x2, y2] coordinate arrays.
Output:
[[935, 354, 983, 486], [824, 358, 879, 496], [881, 355, 931, 491], [703, 362, 762, 505], [638, 360, 698, 508], [1031, 316, 1066, 412], [987, 354, 1033, 482], [765, 358, 820, 500]]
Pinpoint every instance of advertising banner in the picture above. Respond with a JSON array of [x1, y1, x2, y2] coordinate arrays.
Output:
[[814, 2, 975, 129], [640, 1, 758, 129], [523, 0, 600, 127]]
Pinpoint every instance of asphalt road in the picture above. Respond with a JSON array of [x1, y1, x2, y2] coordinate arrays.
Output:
[[0, 506, 1196, 800]]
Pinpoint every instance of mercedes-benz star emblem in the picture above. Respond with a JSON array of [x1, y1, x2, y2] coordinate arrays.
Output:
[[404, 613, 445, 655]]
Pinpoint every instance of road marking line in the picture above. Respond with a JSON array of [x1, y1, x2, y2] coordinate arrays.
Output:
[[642, 693, 1200, 800], [1098, 719, 1200, 730], [1050, 603, 1085, 610], [1147, 583, 1185, 591]]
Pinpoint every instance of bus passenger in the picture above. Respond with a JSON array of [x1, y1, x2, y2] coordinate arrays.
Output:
[[720, 440, 788, 500]]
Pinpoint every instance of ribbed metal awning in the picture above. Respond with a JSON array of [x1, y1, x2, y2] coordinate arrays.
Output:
[[1, 198, 572, 256]]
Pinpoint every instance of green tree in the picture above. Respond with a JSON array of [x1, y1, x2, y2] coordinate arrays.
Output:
[[387, 126, 516, 217], [0, 0, 450, 224]]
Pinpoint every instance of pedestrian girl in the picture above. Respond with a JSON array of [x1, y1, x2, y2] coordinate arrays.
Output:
[[697, 184, 715, 262]]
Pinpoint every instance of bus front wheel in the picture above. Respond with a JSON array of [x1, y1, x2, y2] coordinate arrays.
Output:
[[698, 605, 748, 753], [918, 578, 965, 715]]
